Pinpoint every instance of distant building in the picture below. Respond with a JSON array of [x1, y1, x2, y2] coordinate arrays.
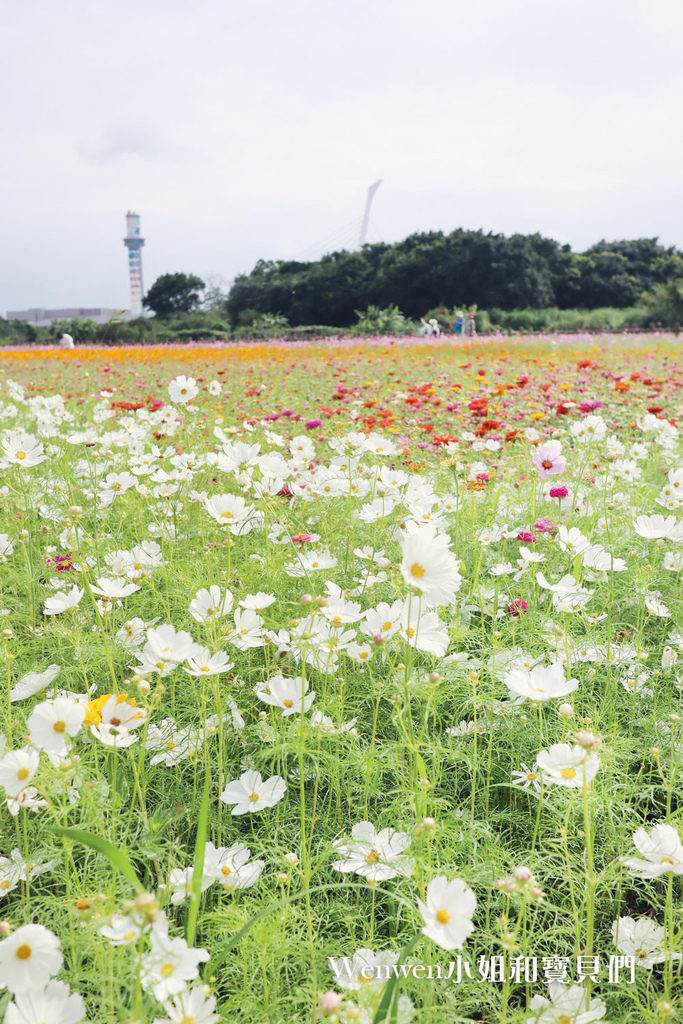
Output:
[[4, 308, 122, 328]]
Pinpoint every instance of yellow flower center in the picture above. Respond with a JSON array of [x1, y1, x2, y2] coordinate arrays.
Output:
[[410, 563, 425, 578], [53, 720, 67, 734], [221, 512, 234, 519], [283, 699, 294, 708], [557, 1016, 573, 1024], [160, 963, 175, 977], [199, 666, 210, 672], [436, 909, 450, 925], [660, 856, 675, 865], [15, 451, 26, 460], [406, 627, 416, 638], [248, 792, 260, 802], [382, 621, 392, 631], [365, 849, 382, 863], [561, 767, 576, 779], [123, 929, 137, 941], [221, 866, 232, 875], [17, 767, 29, 781], [527, 772, 537, 781], [0, 880, 10, 890], [16, 944, 32, 960]]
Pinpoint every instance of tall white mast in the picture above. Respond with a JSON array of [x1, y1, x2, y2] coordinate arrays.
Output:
[[358, 179, 383, 248]]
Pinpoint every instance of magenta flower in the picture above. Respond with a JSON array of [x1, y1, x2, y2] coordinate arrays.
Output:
[[507, 599, 529, 618], [549, 485, 569, 499], [305, 418, 323, 430], [516, 530, 537, 544], [532, 446, 566, 478]]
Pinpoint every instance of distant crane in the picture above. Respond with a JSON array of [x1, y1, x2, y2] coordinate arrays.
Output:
[[358, 179, 383, 248]]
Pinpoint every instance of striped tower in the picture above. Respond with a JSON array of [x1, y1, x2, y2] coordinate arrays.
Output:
[[123, 211, 145, 317]]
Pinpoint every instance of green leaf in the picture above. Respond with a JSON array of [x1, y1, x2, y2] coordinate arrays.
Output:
[[53, 827, 144, 892], [372, 932, 422, 1024], [186, 767, 211, 946]]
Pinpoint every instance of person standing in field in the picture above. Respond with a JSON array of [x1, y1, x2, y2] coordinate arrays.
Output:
[[428, 318, 440, 336], [453, 310, 465, 335], [59, 333, 74, 349], [465, 312, 477, 337]]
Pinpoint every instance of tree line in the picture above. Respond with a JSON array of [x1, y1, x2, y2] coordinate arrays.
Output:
[[224, 230, 683, 327]]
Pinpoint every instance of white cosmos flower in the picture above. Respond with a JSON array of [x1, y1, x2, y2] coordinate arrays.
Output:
[[168, 375, 199, 404], [611, 915, 682, 969], [328, 947, 400, 990], [526, 982, 606, 1024], [398, 604, 449, 657], [10, 664, 60, 703], [504, 662, 579, 703], [332, 821, 413, 881], [0, 747, 40, 797], [91, 577, 141, 600], [203, 841, 265, 890], [256, 674, 315, 716], [622, 823, 683, 878], [633, 514, 683, 540], [1, 430, 46, 467], [141, 921, 210, 1002], [570, 414, 607, 443], [43, 586, 84, 616], [536, 743, 600, 788], [189, 585, 234, 623], [27, 698, 85, 754], [4, 979, 86, 1024], [99, 915, 143, 945], [645, 597, 671, 617], [418, 875, 477, 951], [167, 866, 215, 905], [183, 648, 234, 677], [146, 624, 201, 664], [152, 985, 220, 1024], [219, 769, 286, 815], [400, 524, 462, 606], [228, 608, 265, 650], [0, 923, 62, 993], [238, 591, 277, 614]]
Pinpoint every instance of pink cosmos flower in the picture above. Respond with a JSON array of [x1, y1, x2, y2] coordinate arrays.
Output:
[[549, 485, 569, 499], [531, 446, 566, 478], [533, 517, 556, 534], [516, 531, 537, 543]]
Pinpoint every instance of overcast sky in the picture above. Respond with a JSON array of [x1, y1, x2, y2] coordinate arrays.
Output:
[[3, 0, 683, 314]]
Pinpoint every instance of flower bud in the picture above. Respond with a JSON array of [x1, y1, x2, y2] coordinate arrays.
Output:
[[557, 702, 574, 718], [300, 593, 313, 605], [283, 852, 299, 867], [67, 506, 83, 516], [320, 991, 343, 1013], [422, 816, 436, 831], [513, 865, 532, 882], [428, 671, 441, 683], [575, 729, 601, 749]]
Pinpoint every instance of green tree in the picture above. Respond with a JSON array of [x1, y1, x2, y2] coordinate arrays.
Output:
[[144, 273, 205, 317]]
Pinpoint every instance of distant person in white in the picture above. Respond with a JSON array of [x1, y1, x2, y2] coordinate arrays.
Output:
[[59, 333, 74, 349]]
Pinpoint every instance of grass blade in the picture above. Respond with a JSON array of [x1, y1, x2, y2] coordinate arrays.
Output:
[[372, 932, 422, 1024], [53, 826, 144, 892], [186, 766, 211, 946]]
